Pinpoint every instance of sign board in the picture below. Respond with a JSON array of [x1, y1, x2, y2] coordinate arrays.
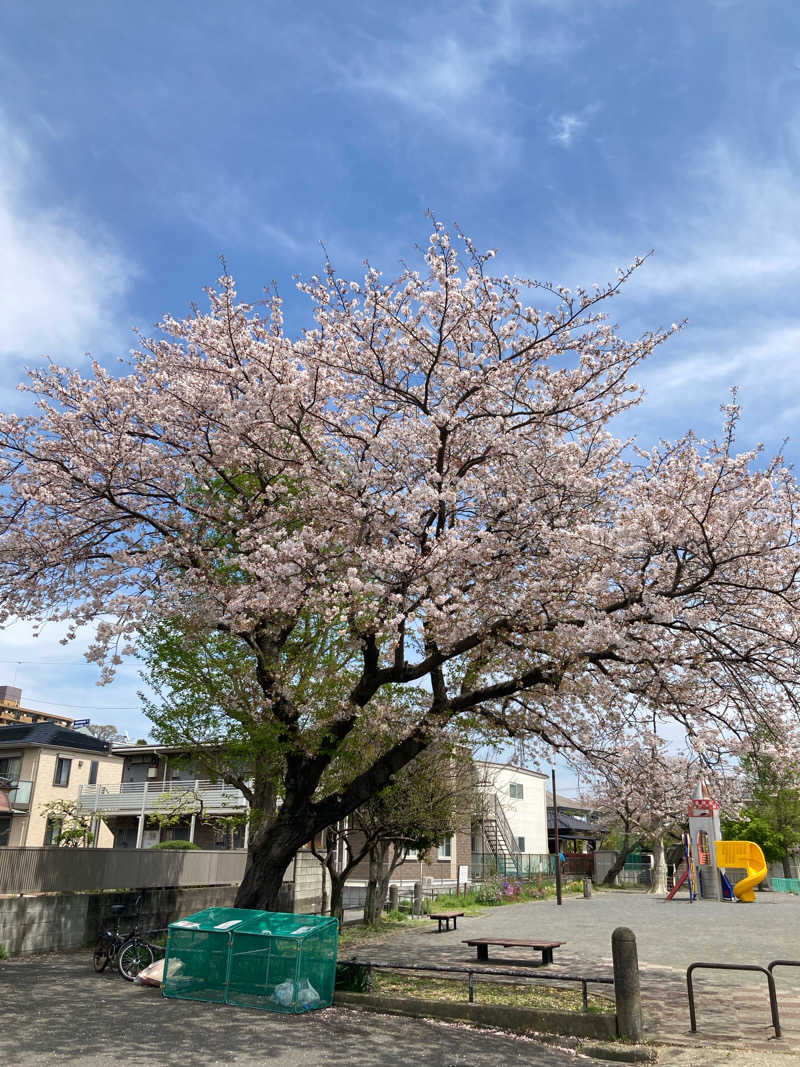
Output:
[[72, 719, 90, 728], [458, 865, 469, 885]]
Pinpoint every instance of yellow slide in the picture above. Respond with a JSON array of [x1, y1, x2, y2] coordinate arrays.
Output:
[[714, 840, 767, 903]]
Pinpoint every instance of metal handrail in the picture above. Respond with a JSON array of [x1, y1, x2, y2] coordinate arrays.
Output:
[[491, 794, 521, 858], [768, 959, 800, 981], [346, 957, 613, 1013], [475, 792, 521, 871], [686, 962, 781, 1038]]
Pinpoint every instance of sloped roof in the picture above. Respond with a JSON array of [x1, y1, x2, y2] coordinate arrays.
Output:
[[0, 723, 114, 755], [548, 809, 608, 838]]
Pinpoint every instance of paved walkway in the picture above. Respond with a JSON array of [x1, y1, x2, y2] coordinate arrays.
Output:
[[349, 889, 800, 1055], [0, 952, 618, 1066]]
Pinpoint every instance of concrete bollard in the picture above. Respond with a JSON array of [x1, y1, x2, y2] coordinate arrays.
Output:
[[583, 877, 592, 899], [413, 881, 423, 917], [389, 885, 399, 912], [611, 926, 644, 1043]]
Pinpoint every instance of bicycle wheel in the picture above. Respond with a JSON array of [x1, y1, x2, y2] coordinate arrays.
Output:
[[93, 937, 110, 973], [118, 938, 154, 981]]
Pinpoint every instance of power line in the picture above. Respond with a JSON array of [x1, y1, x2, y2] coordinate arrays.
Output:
[[19, 696, 142, 712], [0, 658, 114, 666]]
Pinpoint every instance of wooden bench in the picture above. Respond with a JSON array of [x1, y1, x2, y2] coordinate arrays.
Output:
[[429, 910, 464, 932], [463, 937, 564, 965]]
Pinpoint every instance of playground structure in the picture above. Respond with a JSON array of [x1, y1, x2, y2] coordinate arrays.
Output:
[[665, 785, 767, 903]]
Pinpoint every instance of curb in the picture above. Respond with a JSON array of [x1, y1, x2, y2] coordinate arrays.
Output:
[[334, 989, 618, 1040], [579, 1042, 657, 1063]]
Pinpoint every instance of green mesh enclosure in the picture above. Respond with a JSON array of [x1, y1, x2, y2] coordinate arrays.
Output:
[[162, 907, 339, 1013]]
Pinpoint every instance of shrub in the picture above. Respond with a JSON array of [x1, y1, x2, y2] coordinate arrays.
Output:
[[152, 839, 200, 850]]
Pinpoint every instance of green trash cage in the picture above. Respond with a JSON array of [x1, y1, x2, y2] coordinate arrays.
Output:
[[162, 907, 339, 1013]]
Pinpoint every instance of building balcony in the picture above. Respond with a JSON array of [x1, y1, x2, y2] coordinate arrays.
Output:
[[4, 780, 33, 810], [77, 780, 248, 817]]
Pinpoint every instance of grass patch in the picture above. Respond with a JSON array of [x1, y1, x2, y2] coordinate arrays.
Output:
[[338, 913, 418, 949], [371, 971, 613, 1014]]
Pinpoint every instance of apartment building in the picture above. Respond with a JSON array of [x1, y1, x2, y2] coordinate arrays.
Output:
[[77, 743, 249, 849], [0, 685, 73, 729], [0, 723, 122, 846]]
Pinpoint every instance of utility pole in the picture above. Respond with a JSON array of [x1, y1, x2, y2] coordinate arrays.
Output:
[[552, 766, 563, 905]]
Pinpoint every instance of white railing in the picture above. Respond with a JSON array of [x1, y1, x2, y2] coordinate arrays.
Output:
[[7, 780, 32, 808], [77, 779, 248, 815]]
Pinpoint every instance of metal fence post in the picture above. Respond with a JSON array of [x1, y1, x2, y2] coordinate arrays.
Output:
[[612, 926, 644, 1043]]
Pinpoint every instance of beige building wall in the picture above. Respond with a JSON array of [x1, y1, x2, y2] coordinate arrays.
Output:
[[17, 747, 123, 847]]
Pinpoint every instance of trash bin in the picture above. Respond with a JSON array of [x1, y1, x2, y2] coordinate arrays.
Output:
[[162, 907, 261, 1004], [228, 912, 339, 1013], [162, 908, 339, 1013]]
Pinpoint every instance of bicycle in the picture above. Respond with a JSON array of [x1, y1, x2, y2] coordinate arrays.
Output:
[[92, 896, 156, 981]]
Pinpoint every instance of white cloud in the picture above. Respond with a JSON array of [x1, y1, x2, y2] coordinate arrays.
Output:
[[548, 112, 587, 148], [334, 3, 581, 158], [0, 115, 137, 368]]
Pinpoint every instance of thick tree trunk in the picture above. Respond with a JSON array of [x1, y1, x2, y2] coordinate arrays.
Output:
[[602, 834, 642, 886], [648, 836, 667, 895], [234, 817, 312, 910], [782, 853, 794, 878]]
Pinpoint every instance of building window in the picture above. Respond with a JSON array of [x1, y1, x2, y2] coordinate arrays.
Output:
[[53, 757, 71, 787], [517, 836, 526, 852], [509, 782, 524, 800], [0, 815, 10, 847], [88, 760, 99, 786], [405, 847, 418, 861], [0, 755, 21, 781], [438, 836, 452, 860], [44, 817, 62, 845]]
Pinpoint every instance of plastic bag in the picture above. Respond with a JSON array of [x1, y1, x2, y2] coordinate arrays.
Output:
[[296, 978, 320, 1009], [273, 979, 295, 1006]]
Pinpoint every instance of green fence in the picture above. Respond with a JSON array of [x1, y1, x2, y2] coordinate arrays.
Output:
[[772, 877, 800, 894]]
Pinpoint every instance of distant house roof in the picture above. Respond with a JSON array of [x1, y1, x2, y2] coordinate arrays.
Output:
[[546, 791, 592, 813], [0, 723, 115, 755], [547, 809, 608, 839], [476, 760, 549, 780]]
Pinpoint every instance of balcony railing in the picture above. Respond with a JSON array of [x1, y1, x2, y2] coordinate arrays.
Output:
[[77, 779, 248, 816], [7, 780, 32, 809]]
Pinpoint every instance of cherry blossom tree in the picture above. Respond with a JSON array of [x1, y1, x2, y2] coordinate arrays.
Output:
[[1, 221, 799, 909], [577, 733, 743, 893]]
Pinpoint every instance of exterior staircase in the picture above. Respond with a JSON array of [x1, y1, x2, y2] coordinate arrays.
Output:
[[474, 792, 521, 876]]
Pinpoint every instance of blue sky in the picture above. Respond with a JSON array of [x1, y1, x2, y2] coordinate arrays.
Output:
[[0, 1, 798, 776]]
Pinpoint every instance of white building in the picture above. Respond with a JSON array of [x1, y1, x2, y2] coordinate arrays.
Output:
[[473, 760, 549, 858]]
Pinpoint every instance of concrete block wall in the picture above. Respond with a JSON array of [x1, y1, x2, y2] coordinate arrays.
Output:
[[0, 883, 240, 956], [292, 850, 324, 914]]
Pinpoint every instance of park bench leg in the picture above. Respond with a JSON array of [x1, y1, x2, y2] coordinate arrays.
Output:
[[452, 917, 457, 930], [476, 944, 489, 962], [541, 948, 553, 965]]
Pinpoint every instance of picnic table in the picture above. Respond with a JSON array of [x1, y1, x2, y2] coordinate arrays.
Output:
[[462, 937, 564, 965], [428, 910, 464, 932]]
